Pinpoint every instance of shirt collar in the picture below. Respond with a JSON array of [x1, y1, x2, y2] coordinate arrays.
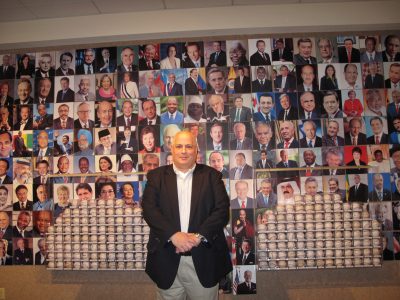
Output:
[[173, 163, 196, 178]]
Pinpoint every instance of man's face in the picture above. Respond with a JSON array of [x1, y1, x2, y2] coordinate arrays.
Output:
[[17, 213, 30, 230], [144, 45, 156, 61], [15, 164, 30, 181], [58, 157, 69, 173], [374, 175, 383, 189], [303, 122, 316, 139], [281, 183, 294, 199], [208, 72, 226, 93], [79, 79, 90, 94], [0, 133, 12, 157], [234, 97, 243, 108], [242, 241, 250, 254], [97, 102, 113, 126], [257, 41, 265, 52], [79, 159, 89, 173], [37, 105, 46, 117], [209, 96, 224, 114], [392, 90, 400, 104], [122, 101, 133, 117], [39, 56, 52, 72], [16, 188, 28, 202], [37, 163, 48, 176], [100, 135, 112, 148], [102, 49, 110, 59], [280, 150, 288, 161], [0, 212, 9, 228], [234, 124, 246, 140], [328, 180, 338, 193], [305, 181, 318, 196], [280, 95, 290, 110], [142, 101, 156, 119], [365, 39, 375, 53], [367, 92, 383, 111], [394, 119, 400, 132], [213, 42, 221, 52], [84, 50, 94, 64], [17, 82, 31, 100], [163, 128, 178, 151], [350, 120, 362, 136], [344, 40, 354, 51], [256, 68, 266, 80], [280, 66, 288, 77], [36, 211, 51, 233], [326, 153, 341, 167], [374, 151, 384, 163], [58, 105, 69, 119], [210, 125, 223, 143], [300, 92, 315, 112], [2, 55, 10, 66], [168, 74, 176, 84], [354, 175, 361, 184], [78, 133, 89, 150], [327, 121, 339, 137], [60, 54, 72, 70], [143, 156, 159, 173], [121, 160, 133, 173], [259, 96, 273, 114], [17, 239, 24, 249], [20, 107, 29, 121], [323, 95, 339, 114], [236, 182, 248, 199], [122, 184, 134, 199], [191, 69, 198, 80], [261, 182, 272, 196], [171, 132, 197, 171], [0, 83, 8, 96], [229, 47, 243, 65], [301, 65, 315, 85], [187, 45, 200, 61], [369, 63, 377, 75], [167, 98, 178, 114], [371, 119, 383, 135], [255, 124, 272, 145], [389, 65, 400, 83], [0, 188, 7, 204], [100, 185, 115, 201], [318, 39, 332, 59], [62, 136, 68, 145], [239, 209, 246, 221], [280, 122, 294, 141], [209, 153, 224, 171], [387, 37, 400, 57], [77, 103, 90, 122], [121, 48, 134, 65], [235, 155, 245, 167], [260, 152, 267, 160], [298, 41, 312, 58], [37, 185, 47, 202], [77, 188, 92, 201], [344, 65, 358, 85], [303, 150, 316, 165]]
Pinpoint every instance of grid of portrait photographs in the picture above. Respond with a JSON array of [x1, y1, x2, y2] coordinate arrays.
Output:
[[0, 34, 399, 280]]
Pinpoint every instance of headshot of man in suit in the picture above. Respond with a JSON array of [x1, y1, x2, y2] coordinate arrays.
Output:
[[345, 117, 367, 146], [75, 102, 94, 129], [383, 35, 400, 62], [317, 38, 336, 63], [348, 174, 369, 202], [299, 120, 322, 148], [250, 39, 271, 66], [275, 149, 298, 178], [299, 91, 319, 119], [55, 77, 74, 103], [34, 238, 47, 265], [36, 77, 53, 104], [97, 48, 115, 73], [234, 67, 251, 93], [96, 101, 115, 128], [277, 120, 298, 149], [118, 47, 138, 72], [343, 63, 361, 89], [323, 147, 344, 176], [231, 180, 254, 209], [338, 38, 360, 63], [207, 122, 227, 151], [230, 96, 252, 122], [0, 131, 13, 158], [161, 97, 183, 124], [139, 99, 159, 125], [322, 119, 344, 147], [0, 81, 13, 108], [253, 93, 275, 122], [185, 68, 204, 95], [256, 178, 277, 209], [76, 183, 93, 202], [303, 176, 321, 196], [385, 63, 400, 89], [0, 158, 11, 185], [183, 42, 204, 68], [0, 106, 12, 131], [33, 104, 53, 130], [228, 41, 249, 67], [237, 270, 256, 295], [142, 130, 231, 298], [206, 94, 229, 122], [139, 44, 160, 70], [364, 89, 386, 117], [53, 156, 71, 183], [237, 239, 255, 265], [34, 130, 51, 158], [15, 78, 33, 105], [0, 211, 12, 240], [251, 66, 272, 92], [116, 99, 138, 128], [272, 38, 292, 62], [369, 173, 391, 201], [390, 117, 400, 144], [0, 54, 15, 79], [35, 53, 55, 78], [367, 116, 388, 144], [299, 149, 322, 176], [76, 48, 96, 75], [56, 51, 74, 76], [297, 64, 318, 92], [161, 124, 181, 153], [361, 37, 382, 63], [253, 122, 274, 151], [54, 104, 73, 130], [32, 210, 52, 237], [293, 38, 317, 65], [277, 93, 298, 121], [95, 128, 116, 155], [139, 71, 162, 98], [256, 149, 273, 169], [208, 151, 228, 178], [33, 160, 51, 185], [164, 73, 183, 96], [321, 90, 344, 118], [13, 184, 32, 210], [229, 152, 253, 180], [230, 122, 252, 150], [14, 105, 32, 131], [13, 211, 32, 238], [207, 67, 228, 94], [13, 237, 33, 265], [207, 41, 226, 67], [274, 64, 296, 92], [364, 62, 384, 89]]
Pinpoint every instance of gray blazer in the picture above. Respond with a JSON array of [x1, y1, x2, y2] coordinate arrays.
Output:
[[256, 192, 277, 209]]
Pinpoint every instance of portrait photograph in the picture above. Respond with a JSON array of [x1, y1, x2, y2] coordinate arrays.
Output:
[[182, 42, 204, 68], [73, 182, 95, 201], [12, 237, 33, 265], [95, 47, 117, 73], [33, 103, 54, 130], [14, 78, 34, 105], [138, 44, 161, 70], [95, 73, 118, 101], [317, 63, 341, 91], [160, 69, 186, 97], [184, 67, 207, 95], [226, 40, 249, 67], [35, 52, 56, 78], [138, 70, 163, 98], [231, 66, 251, 94], [118, 71, 139, 99], [381, 34, 400, 62], [12, 130, 33, 157], [341, 89, 364, 117], [95, 100, 116, 128], [340, 62, 363, 90], [160, 123, 182, 153], [359, 35, 383, 63], [94, 127, 117, 155], [95, 154, 117, 174], [344, 145, 368, 175], [116, 181, 140, 206], [32, 129, 53, 156], [298, 119, 322, 148], [250, 65, 273, 93], [368, 144, 391, 173], [362, 62, 385, 89], [270, 38, 293, 63], [159, 43, 184, 69], [322, 174, 346, 197], [206, 150, 229, 178], [346, 173, 369, 202], [55, 50, 76, 76], [53, 102, 74, 130], [204, 41, 227, 68], [54, 75, 75, 103], [117, 45, 139, 73], [272, 63, 297, 93], [336, 35, 361, 64], [367, 172, 392, 202], [0, 54, 16, 80], [16, 53, 35, 79], [315, 37, 338, 64], [75, 48, 97, 75], [12, 183, 33, 207], [13, 104, 33, 132], [138, 125, 160, 153], [229, 179, 254, 207], [53, 129, 74, 156], [184, 122, 207, 151], [34, 77, 54, 103], [368, 201, 393, 231], [229, 150, 253, 180], [292, 37, 317, 65], [0, 184, 13, 211], [248, 38, 272, 66], [301, 175, 323, 196]]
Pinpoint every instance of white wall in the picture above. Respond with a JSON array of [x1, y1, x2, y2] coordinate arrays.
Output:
[[1, 1, 399, 51]]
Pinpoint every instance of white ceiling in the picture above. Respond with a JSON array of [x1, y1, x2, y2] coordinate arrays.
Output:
[[0, 0, 378, 23]]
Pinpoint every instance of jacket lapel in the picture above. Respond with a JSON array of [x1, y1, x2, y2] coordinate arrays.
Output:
[[189, 165, 203, 229], [165, 166, 181, 231]]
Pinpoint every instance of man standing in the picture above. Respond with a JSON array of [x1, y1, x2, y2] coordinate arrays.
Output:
[[142, 131, 232, 299], [255, 150, 273, 169]]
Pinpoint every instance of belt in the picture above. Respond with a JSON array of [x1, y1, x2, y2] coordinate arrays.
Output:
[[179, 251, 192, 256]]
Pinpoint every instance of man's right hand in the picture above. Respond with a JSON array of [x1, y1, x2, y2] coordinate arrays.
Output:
[[170, 232, 198, 253]]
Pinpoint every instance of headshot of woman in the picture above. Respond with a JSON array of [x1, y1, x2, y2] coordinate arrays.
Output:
[[16, 54, 35, 79], [120, 182, 140, 208], [96, 74, 117, 100], [160, 44, 181, 69], [96, 156, 116, 183], [343, 90, 363, 117], [346, 146, 368, 174], [98, 182, 116, 201], [320, 64, 338, 90], [120, 72, 139, 99], [54, 185, 71, 218], [139, 125, 160, 153]]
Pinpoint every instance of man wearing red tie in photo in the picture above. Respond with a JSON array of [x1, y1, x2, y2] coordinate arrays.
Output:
[[116, 100, 138, 128], [164, 73, 183, 96]]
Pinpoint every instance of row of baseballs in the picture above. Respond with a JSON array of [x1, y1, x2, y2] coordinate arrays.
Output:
[[260, 214, 372, 224], [258, 247, 380, 258], [257, 221, 377, 233], [48, 224, 150, 234], [47, 261, 146, 270], [47, 233, 149, 243], [275, 202, 363, 213], [290, 194, 354, 203], [258, 257, 381, 269], [63, 200, 142, 209], [48, 251, 146, 261], [47, 242, 148, 252], [54, 216, 146, 226], [258, 229, 380, 241]]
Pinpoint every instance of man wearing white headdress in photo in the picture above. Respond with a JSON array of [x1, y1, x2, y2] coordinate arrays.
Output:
[[277, 180, 300, 205], [117, 154, 138, 182], [184, 96, 207, 123], [13, 158, 32, 184]]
